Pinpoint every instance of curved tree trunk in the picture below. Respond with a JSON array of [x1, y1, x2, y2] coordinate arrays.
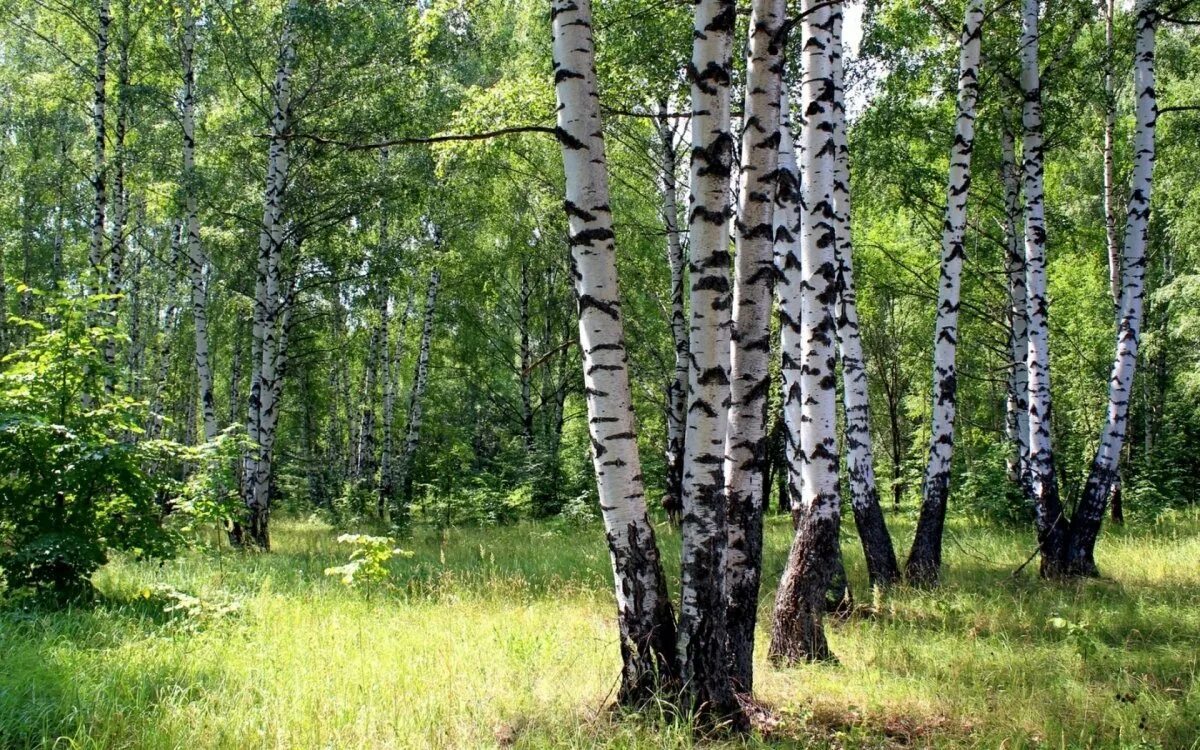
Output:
[[1019, 0, 1069, 576], [769, 0, 843, 666], [677, 0, 742, 724], [829, 9, 900, 589], [723, 0, 785, 695], [1066, 0, 1158, 576], [654, 104, 688, 526], [1001, 125, 1031, 491], [906, 0, 984, 586], [181, 0, 217, 442], [550, 0, 678, 707]]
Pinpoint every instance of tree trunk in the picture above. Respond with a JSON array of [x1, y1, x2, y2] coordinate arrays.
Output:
[[396, 266, 440, 510], [769, 0, 843, 666], [829, 8, 901, 589], [1020, 0, 1069, 576], [774, 90, 804, 527], [654, 103, 687, 526], [238, 0, 297, 551], [380, 291, 413, 514], [181, 0, 217, 442], [550, 0, 678, 706], [1001, 125, 1030, 490], [677, 0, 742, 725], [90, 0, 110, 295], [104, 4, 130, 371], [906, 0, 984, 586], [1066, 0, 1158, 576], [723, 0, 785, 696]]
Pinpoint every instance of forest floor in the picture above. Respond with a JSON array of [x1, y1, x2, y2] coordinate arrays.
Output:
[[2, 509, 1198, 749]]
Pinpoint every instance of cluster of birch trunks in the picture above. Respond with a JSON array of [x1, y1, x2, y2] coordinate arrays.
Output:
[[552, 0, 1164, 724]]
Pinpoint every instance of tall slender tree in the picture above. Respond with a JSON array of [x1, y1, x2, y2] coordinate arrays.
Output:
[[1019, 0, 1069, 575], [828, 6, 900, 589], [1066, 0, 1159, 575], [769, 0, 844, 665], [724, 0, 785, 694], [1001, 125, 1030, 488], [907, 0, 985, 585], [677, 0, 742, 722], [550, 0, 677, 706]]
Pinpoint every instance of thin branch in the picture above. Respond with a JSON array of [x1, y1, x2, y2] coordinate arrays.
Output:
[[270, 125, 557, 152]]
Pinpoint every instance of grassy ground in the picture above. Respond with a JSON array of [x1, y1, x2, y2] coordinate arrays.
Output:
[[1, 509, 1198, 749]]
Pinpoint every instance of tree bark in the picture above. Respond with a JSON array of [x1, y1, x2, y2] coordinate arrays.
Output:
[[181, 0, 217, 442], [677, 0, 742, 724], [1019, 0, 1069, 576], [104, 2, 130, 371], [395, 265, 439, 511], [238, 0, 297, 550], [769, 0, 843, 666], [550, 0, 678, 707], [1002, 124, 1030, 490], [829, 9, 901, 589], [89, 0, 110, 295], [723, 0, 785, 695], [906, 0, 984, 586], [654, 103, 688, 526], [1066, 0, 1158, 576], [775, 90, 805, 531]]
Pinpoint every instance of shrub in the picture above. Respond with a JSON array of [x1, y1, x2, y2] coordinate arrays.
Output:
[[0, 292, 183, 604]]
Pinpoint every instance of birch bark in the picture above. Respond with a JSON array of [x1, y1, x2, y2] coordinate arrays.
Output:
[[724, 0, 785, 694], [678, 0, 741, 721], [1067, 0, 1158, 575], [829, 9, 900, 588], [769, 0, 843, 665], [907, 0, 984, 585], [551, 0, 677, 706], [1019, 0, 1070, 575], [1001, 125, 1030, 489]]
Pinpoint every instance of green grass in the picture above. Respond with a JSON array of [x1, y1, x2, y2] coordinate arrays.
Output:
[[2, 510, 1198, 749]]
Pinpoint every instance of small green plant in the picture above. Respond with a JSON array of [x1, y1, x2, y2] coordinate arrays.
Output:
[[144, 584, 243, 633], [324, 534, 412, 595], [172, 427, 256, 537], [1048, 614, 1101, 660]]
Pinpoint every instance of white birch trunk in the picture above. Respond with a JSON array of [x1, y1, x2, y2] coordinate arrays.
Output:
[[396, 267, 440, 506], [654, 105, 688, 523], [775, 90, 805, 523], [678, 0, 741, 721], [1020, 0, 1069, 574], [1001, 125, 1030, 487], [181, 0, 217, 442], [829, 9, 900, 589], [89, 0, 110, 293], [551, 0, 678, 705], [104, 9, 129, 370], [906, 0, 984, 585], [769, 0, 843, 665], [723, 0, 785, 694], [1067, 0, 1158, 575], [241, 0, 297, 549]]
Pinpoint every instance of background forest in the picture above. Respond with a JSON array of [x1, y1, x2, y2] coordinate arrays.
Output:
[[0, 0, 1198, 746]]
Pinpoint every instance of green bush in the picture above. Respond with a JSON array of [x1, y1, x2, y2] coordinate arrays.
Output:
[[0, 292, 183, 604]]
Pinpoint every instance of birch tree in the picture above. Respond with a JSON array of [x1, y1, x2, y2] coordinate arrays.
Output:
[[550, 0, 677, 706], [396, 264, 440, 508], [239, 0, 297, 549], [724, 0, 785, 694], [769, 0, 844, 665], [678, 0, 742, 722], [907, 0, 984, 585], [829, 6, 900, 589], [89, 0, 110, 296], [1001, 125, 1030, 487], [654, 105, 687, 524], [1066, 0, 1159, 575], [180, 0, 217, 442], [1019, 0, 1070, 575]]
